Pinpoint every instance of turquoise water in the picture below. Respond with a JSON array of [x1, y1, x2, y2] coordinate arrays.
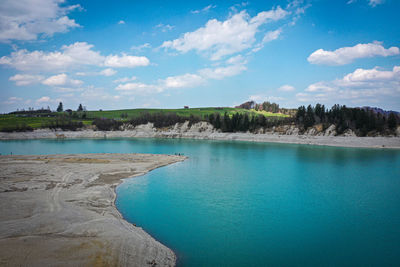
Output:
[[1, 138, 400, 266]]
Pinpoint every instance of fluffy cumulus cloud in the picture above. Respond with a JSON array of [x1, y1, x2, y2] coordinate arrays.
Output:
[[307, 41, 399, 65], [162, 73, 205, 88], [113, 76, 137, 83], [9, 74, 44, 86], [42, 73, 83, 87], [115, 73, 205, 95], [278, 84, 296, 91], [0, 0, 82, 42], [115, 82, 160, 94], [0, 42, 150, 71], [199, 55, 247, 80], [114, 54, 248, 95], [162, 7, 288, 60], [99, 68, 116, 76], [299, 66, 400, 104], [36, 96, 52, 103], [104, 54, 149, 68]]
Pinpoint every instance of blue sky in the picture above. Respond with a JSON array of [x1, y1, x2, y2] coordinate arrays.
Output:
[[0, 0, 399, 112]]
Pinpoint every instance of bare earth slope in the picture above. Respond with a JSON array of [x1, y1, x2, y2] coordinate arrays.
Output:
[[0, 153, 186, 267]]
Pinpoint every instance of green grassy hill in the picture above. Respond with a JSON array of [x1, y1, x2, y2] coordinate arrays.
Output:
[[85, 107, 289, 119], [0, 107, 290, 131]]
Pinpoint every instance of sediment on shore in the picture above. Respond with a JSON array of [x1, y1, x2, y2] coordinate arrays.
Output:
[[0, 121, 399, 149], [0, 153, 186, 266]]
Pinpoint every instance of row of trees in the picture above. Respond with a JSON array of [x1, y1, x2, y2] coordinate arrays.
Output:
[[90, 112, 293, 132], [56, 102, 85, 112], [92, 113, 201, 131], [296, 104, 399, 136], [206, 112, 293, 132]]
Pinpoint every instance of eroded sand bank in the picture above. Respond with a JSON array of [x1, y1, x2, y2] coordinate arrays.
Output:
[[0, 153, 186, 266]]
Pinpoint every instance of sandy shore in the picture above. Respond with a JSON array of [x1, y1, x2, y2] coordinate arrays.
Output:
[[0, 153, 186, 266], [1, 128, 400, 149]]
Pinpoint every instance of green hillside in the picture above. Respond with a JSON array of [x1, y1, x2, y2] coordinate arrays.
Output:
[[0, 107, 289, 131]]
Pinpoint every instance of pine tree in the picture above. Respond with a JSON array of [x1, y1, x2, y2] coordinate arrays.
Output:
[[77, 104, 83, 112], [388, 112, 397, 130], [56, 102, 63, 112]]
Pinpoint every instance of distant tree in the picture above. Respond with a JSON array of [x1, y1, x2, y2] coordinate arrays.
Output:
[[388, 112, 397, 130], [296, 106, 306, 124], [77, 104, 83, 112], [304, 105, 315, 128], [56, 102, 63, 112], [235, 101, 255, 110]]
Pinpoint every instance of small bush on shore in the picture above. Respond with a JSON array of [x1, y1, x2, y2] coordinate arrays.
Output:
[[92, 118, 122, 131], [0, 123, 33, 132], [42, 118, 83, 131]]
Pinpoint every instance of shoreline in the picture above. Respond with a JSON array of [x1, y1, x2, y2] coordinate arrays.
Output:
[[1, 128, 400, 149], [0, 153, 186, 266]]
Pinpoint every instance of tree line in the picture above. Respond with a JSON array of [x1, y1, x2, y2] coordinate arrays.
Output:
[[296, 104, 399, 136], [206, 112, 293, 132]]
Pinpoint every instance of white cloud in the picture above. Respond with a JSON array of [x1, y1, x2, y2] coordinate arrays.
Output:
[[155, 23, 175, 32], [113, 76, 137, 83], [305, 82, 336, 92], [9, 74, 44, 86], [131, 43, 151, 51], [0, 42, 102, 71], [199, 54, 247, 79], [42, 73, 83, 87], [199, 62, 246, 80], [369, 0, 384, 7], [0, 0, 81, 42], [36, 96, 51, 103], [249, 95, 285, 102], [115, 82, 160, 94], [300, 66, 400, 105], [252, 28, 282, 52], [115, 73, 205, 95], [76, 68, 117, 77], [104, 54, 150, 68], [278, 84, 295, 91], [0, 42, 150, 71], [307, 41, 399, 65], [99, 68, 116, 76], [3, 96, 23, 104], [262, 29, 282, 43], [346, 0, 384, 7], [118, 20, 125, 24], [191, 4, 217, 14], [162, 7, 288, 60], [114, 54, 249, 95], [162, 73, 205, 88]]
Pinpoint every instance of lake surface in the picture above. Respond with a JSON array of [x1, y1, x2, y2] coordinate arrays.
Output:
[[1, 138, 400, 266]]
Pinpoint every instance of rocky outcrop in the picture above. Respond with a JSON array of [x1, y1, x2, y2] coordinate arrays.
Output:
[[324, 124, 337, 136]]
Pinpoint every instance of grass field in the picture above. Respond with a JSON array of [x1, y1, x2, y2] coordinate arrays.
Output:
[[85, 107, 289, 119], [0, 115, 92, 131], [0, 107, 289, 131]]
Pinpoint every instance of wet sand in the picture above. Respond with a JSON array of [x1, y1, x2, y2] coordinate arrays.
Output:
[[0, 153, 186, 266]]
